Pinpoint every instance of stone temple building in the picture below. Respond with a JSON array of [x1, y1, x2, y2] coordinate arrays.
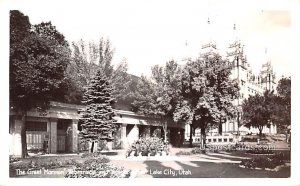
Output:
[[184, 19, 277, 144]]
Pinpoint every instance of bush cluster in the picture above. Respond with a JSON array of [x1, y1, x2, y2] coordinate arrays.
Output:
[[81, 152, 110, 162], [127, 137, 169, 157], [240, 152, 290, 170], [10, 158, 78, 170], [191, 147, 206, 154], [65, 158, 130, 178], [175, 151, 192, 156], [175, 147, 206, 156], [9, 156, 20, 163]]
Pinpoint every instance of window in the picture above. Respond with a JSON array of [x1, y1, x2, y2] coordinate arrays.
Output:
[[218, 138, 222, 142], [26, 121, 47, 131], [213, 138, 216, 142], [224, 138, 228, 142], [208, 139, 211, 143], [229, 138, 233, 142]]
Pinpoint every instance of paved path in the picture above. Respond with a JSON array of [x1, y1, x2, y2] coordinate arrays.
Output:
[[110, 152, 290, 178], [110, 159, 290, 178]]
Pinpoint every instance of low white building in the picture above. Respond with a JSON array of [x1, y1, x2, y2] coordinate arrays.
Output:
[[9, 101, 185, 157]]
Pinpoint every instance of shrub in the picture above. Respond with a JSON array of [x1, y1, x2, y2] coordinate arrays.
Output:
[[270, 152, 290, 164], [191, 147, 205, 154], [9, 156, 20, 163], [240, 152, 289, 170], [127, 137, 168, 157], [175, 151, 192, 156], [81, 152, 110, 162]]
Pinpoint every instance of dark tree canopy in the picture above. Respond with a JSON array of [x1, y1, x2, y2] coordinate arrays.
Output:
[[79, 70, 117, 142], [9, 10, 70, 157], [242, 90, 275, 136], [272, 77, 291, 132], [10, 13, 70, 112]]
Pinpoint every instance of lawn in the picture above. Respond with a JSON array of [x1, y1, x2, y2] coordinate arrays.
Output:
[[9, 153, 130, 178]]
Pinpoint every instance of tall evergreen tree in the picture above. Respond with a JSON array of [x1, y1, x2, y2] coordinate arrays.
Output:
[[79, 70, 117, 152]]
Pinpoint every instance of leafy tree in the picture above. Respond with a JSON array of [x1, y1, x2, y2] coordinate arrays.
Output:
[[10, 11, 70, 157], [66, 39, 130, 104], [242, 90, 275, 137], [272, 77, 291, 132], [79, 70, 117, 152], [131, 75, 156, 115], [173, 53, 239, 147], [132, 60, 182, 142]]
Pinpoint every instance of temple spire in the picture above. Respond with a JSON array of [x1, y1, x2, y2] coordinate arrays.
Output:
[[200, 16, 216, 54]]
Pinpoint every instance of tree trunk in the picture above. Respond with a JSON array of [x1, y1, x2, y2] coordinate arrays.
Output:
[[189, 124, 193, 147], [89, 141, 94, 153], [21, 112, 28, 158], [259, 127, 263, 139], [200, 125, 206, 149], [162, 122, 167, 143]]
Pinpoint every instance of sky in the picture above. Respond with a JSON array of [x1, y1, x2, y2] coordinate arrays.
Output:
[[1, 0, 298, 79]]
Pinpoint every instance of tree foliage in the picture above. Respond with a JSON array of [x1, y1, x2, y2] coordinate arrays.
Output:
[[10, 11, 70, 157], [131, 60, 182, 142], [173, 53, 239, 146], [10, 17, 70, 111], [242, 90, 275, 136], [79, 70, 117, 145], [65, 39, 130, 104], [132, 60, 182, 116], [272, 77, 291, 132], [132, 60, 181, 117]]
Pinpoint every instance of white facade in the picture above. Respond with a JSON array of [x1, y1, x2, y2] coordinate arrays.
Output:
[[184, 21, 277, 143], [10, 102, 185, 157]]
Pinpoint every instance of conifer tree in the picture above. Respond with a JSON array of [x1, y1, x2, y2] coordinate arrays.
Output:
[[79, 70, 117, 152]]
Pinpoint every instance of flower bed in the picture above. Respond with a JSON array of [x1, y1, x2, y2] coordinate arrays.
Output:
[[9, 156, 20, 163], [9, 158, 78, 177], [81, 152, 110, 162], [191, 147, 206, 154], [65, 158, 130, 178], [175, 151, 192, 156], [126, 137, 169, 157], [240, 152, 290, 170], [175, 147, 206, 156], [10, 154, 130, 178]]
